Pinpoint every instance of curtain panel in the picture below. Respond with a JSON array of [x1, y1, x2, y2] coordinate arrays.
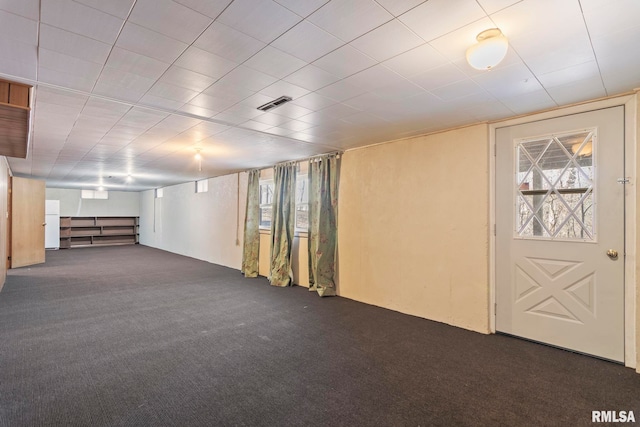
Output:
[[241, 170, 260, 278], [308, 154, 340, 297], [269, 162, 297, 287]]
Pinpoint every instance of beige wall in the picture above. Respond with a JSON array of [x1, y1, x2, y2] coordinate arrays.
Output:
[[337, 124, 490, 333], [636, 91, 640, 374], [0, 159, 8, 289]]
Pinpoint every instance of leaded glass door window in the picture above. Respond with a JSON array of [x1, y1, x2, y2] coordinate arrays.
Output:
[[515, 129, 596, 240]]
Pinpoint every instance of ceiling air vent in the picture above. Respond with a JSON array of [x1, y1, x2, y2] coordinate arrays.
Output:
[[257, 96, 292, 112]]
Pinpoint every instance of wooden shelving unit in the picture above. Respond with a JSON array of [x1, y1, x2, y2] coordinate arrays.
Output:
[[59, 216, 139, 248]]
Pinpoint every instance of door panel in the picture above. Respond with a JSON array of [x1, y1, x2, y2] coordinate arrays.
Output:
[[496, 106, 624, 362], [11, 177, 45, 268]]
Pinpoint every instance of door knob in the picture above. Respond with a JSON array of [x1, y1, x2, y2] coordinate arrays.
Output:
[[606, 249, 618, 260]]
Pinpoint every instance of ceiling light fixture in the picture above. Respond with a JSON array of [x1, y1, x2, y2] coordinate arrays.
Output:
[[195, 149, 202, 172], [571, 141, 593, 157], [466, 28, 508, 71]]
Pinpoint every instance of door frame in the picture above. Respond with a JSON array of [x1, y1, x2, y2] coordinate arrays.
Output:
[[489, 93, 637, 368]]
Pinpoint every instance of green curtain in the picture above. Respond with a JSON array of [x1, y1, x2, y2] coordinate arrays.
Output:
[[269, 162, 297, 287], [241, 170, 260, 278], [308, 154, 340, 297]]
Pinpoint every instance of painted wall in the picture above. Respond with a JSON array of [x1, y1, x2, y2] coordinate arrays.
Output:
[[45, 188, 140, 217], [337, 124, 490, 334], [0, 159, 8, 289], [636, 91, 640, 374], [139, 173, 246, 269]]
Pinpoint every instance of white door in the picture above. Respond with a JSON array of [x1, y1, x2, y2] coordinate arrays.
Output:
[[496, 106, 625, 362]]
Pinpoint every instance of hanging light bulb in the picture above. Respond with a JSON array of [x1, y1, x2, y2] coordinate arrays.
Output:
[[466, 28, 509, 70]]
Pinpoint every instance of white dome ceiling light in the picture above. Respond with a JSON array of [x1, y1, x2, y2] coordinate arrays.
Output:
[[466, 28, 509, 71]]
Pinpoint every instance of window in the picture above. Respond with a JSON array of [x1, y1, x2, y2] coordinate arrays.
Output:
[[259, 179, 274, 228], [196, 179, 208, 193], [295, 175, 308, 231], [81, 190, 108, 199], [258, 174, 308, 231], [515, 129, 595, 240], [155, 188, 164, 198]]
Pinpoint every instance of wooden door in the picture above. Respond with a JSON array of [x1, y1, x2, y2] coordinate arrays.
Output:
[[11, 177, 45, 268], [496, 106, 625, 362]]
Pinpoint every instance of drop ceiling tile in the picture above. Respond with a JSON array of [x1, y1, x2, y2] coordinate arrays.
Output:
[[500, 89, 556, 114], [40, 24, 112, 65], [216, 66, 279, 92], [241, 120, 273, 131], [0, 39, 37, 80], [591, 24, 640, 73], [476, 0, 520, 14], [39, 47, 103, 82], [252, 113, 291, 126], [202, 82, 255, 103], [371, 79, 425, 101], [223, 103, 265, 119], [315, 80, 369, 102], [399, 0, 486, 42], [0, 0, 39, 20], [129, 0, 212, 44], [537, 61, 600, 88], [283, 65, 341, 91], [260, 81, 310, 100], [244, 46, 307, 79], [147, 81, 199, 103], [0, 9, 37, 44], [178, 104, 219, 118], [93, 71, 155, 102], [272, 20, 343, 63], [580, 0, 640, 39], [410, 63, 467, 91], [382, 43, 449, 78], [74, 0, 135, 18], [265, 126, 296, 136], [270, 103, 315, 119], [116, 22, 188, 64], [106, 47, 170, 80], [546, 77, 607, 105], [307, 0, 393, 42], [277, 119, 315, 132], [171, 0, 231, 19], [473, 62, 542, 98], [139, 93, 186, 110], [341, 92, 384, 111], [430, 78, 487, 101], [194, 23, 266, 64], [36, 87, 89, 108], [212, 112, 250, 125], [118, 108, 168, 129], [492, 0, 593, 75], [297, 103, 360, 124], [313, 45, 377, 78], [217, 0, 301, 44], [175, 46, 238, 80], [159, 66, 217, 93], [290, 92, 336, 110], [189, 93, 239, 111], [273, 0, 329, 17], [342, 65, 407, 92], [351, 19, 424, 62], [374, 0, 427, 16], [41, 0, 124, 44]]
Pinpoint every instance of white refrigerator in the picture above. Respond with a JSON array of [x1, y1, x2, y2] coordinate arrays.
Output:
[[45, 200, 60, 249]]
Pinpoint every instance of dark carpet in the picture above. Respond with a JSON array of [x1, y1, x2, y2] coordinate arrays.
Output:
[[0, 245, 638, 426]]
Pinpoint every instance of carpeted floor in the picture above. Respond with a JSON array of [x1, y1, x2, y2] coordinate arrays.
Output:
[[0, 245, 638, 426]]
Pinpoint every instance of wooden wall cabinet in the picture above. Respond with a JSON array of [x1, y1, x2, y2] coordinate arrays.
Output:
[[59, 217, 139, 248]]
